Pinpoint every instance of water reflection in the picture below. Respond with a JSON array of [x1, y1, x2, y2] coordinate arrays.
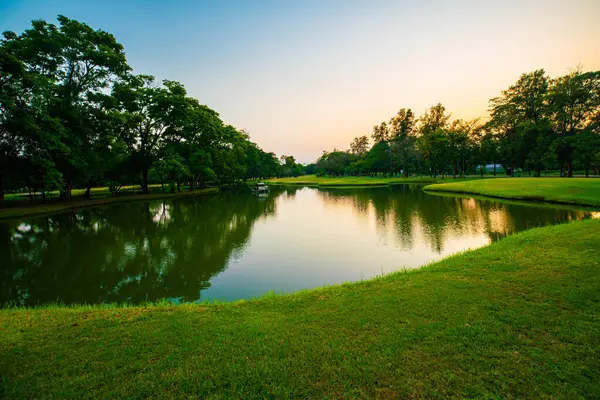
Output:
[[0, 192, 277, 306], [318, 185, 586, 252], [0, 186, 592, 306]]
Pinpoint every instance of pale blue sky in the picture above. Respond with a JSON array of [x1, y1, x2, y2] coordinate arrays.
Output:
[[2, 0, 599, 162]]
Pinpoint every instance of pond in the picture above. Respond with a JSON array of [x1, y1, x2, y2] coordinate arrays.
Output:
[[0, 185, 595, 306]]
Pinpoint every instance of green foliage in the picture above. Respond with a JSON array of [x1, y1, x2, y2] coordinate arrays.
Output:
[[0, 17, 293, 206], [313, 69, 598, 180]]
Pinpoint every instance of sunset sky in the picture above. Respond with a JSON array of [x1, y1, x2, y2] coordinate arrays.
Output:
[[1, 0, 599, 163]]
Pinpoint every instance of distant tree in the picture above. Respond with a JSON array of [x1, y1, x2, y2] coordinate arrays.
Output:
[[572, 130, 600, 177], [389, 108, 417, 177], [364, 141, 391, 175], [417, 104, 451, 177], [371, 121, 389, 143], [350, 135, 369, 155], [488, 70, 549, 175], [548, 69, 600, 176], [418, 103, 451, 136]]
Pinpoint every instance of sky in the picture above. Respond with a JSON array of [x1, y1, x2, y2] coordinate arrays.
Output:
[[1, 0, 599, 163]]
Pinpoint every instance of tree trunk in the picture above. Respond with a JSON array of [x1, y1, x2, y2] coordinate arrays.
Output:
[[142, 168, 150, 194], [85, 182, 92, 198], [63, 180, 73, 201], [585, 167, 589, 178], [0, 172, 4, 208], [452, 162, 457, 179], [567, 161, 573, 177]]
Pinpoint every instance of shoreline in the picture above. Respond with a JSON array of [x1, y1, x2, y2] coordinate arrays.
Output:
[[423, 177, 600, 208], [2, 219, 599, 398], [0, 187, 219, 221]]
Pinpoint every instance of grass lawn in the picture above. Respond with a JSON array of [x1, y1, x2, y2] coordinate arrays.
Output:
[[0, 187, 218, 221], [3, 183, 165, 202], [268, 174, 485, 187], [1, 219, 599, 398], [424, 178, 600, 207]]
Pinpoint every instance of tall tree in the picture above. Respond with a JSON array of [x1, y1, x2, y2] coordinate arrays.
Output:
[[112, 76, 188, 193], [389, 108, 416, 177], [4, 16, 130, 199], [371, 121, 389, 143], [548, 69, 600, 176], [488, 70, 549, 175], [350, 135, 369, 155], [417, 104, 450, 177]]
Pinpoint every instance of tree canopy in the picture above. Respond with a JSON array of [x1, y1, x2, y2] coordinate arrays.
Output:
[[314, 69, 600, 179], [0, 16, 303, 206]]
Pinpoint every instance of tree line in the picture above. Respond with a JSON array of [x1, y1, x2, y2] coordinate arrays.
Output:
[[313, 68, 600, 179], [0, 16, 304, 206]]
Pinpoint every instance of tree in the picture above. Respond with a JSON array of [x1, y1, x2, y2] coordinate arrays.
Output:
[[3, 16, 130, 200], [417, 104, 451, 177], [112, 76, 189, 193], [1, 15, 308, 204], [488, 70, 549, 175], [548, 69, 600, 176], [350, 135, 369, 155], [479, 132, 499, 176], [364, 141, 391, 175], [572, 130, 600, 177], [371, 121, 389, 143], [0, 29, 66, 205], [389, 108, 416, 177]]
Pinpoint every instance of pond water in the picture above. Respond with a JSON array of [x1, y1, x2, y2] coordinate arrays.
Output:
[[0, 185, 595, 306]]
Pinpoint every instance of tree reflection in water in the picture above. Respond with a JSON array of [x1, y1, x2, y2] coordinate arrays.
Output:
[[0, 190, 279, 306], [0, 186, 592, 307], [318, 185, 590, 252]]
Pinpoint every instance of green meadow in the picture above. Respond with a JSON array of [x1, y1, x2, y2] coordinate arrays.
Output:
[[424, 177, 600, 207]]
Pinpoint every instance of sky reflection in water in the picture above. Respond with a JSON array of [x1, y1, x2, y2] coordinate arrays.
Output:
[[0, 186, 593, 306]]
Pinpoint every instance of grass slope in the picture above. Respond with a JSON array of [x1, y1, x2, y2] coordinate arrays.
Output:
[[1, 219, 599, 399], [424, 178, 600, 207], [268, 174, 483, 187]]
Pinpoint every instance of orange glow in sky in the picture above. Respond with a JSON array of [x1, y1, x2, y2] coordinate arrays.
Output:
[[2, 0, 599, 162]]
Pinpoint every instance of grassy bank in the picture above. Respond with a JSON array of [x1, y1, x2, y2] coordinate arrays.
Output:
[[268, 174, 484, 187], [0, 187, 218, 221], [424, 178, 600, 207], [1, 219, 599, 398]]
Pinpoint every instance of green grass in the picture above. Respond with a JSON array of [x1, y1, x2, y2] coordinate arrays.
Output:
[[1, 219, 599, 398], [3, 183, 165, 202], [424, 177, 600, 207], [268, 174, 485, 187], [0, 187, 218, 221]]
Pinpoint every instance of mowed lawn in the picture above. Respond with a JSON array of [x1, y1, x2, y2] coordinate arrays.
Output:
[[1, 219, 599, 399], [268, 174, 483, 187], [424, 177, 600, 207]]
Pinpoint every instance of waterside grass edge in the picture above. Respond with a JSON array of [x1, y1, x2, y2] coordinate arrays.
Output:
[[1, 218, 599, 398]]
